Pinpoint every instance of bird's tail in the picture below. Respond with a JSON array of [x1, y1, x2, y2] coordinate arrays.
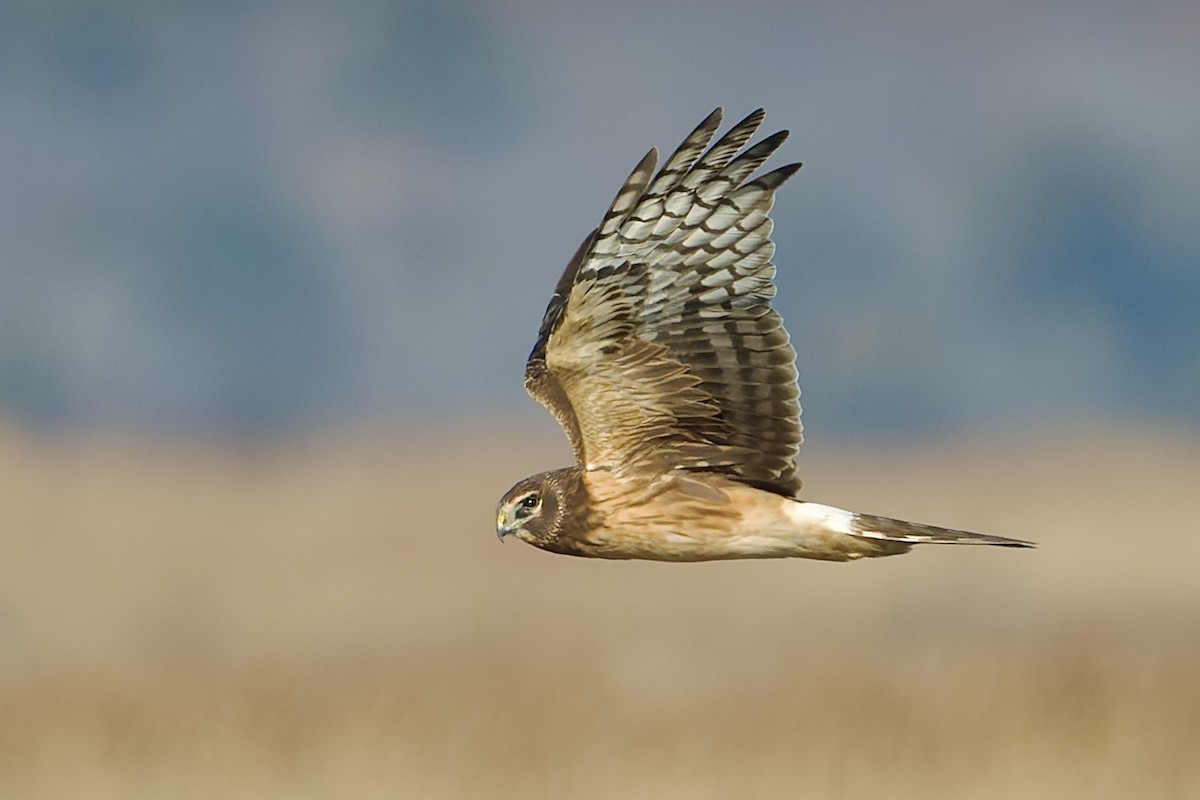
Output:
[[851, 512, 1035, 549]]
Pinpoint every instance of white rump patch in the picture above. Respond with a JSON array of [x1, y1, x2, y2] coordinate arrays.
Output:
[[784, 501, 855, 535]]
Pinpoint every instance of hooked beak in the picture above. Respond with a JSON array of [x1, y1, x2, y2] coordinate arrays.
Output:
[[496, 507, 515, 542]]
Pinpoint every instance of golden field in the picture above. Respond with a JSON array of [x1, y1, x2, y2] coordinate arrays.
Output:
[[0, 420, 1197, 799]]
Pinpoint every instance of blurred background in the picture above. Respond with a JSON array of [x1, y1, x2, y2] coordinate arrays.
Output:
[[4, 0, 1198, 436], [1, 1, 1198, 797]]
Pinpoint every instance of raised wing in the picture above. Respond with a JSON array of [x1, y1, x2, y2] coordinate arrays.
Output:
[[524, 108, 803, 496]]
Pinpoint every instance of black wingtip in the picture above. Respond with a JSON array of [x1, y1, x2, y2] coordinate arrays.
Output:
[[758, 161, 803, 189], [735, 107, 767, 128], [759, 128, 790, 147]]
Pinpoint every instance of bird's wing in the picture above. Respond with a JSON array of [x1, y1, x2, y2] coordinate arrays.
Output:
[[524, 108, 803, 496]]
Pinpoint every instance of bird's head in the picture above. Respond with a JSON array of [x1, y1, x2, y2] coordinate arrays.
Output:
[[496, 468, 584, 551], [496, 472, 560, 546]]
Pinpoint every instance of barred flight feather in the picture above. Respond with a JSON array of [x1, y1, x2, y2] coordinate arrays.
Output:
[[525, 108, 804, 494]]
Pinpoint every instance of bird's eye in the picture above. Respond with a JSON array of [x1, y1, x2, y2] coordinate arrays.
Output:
[[521, 493, 539, 509]]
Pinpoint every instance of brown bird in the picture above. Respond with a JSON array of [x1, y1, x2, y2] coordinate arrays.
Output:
[[496, 108, 1034, 561]]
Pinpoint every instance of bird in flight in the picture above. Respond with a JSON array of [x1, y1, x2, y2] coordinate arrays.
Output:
[[496, 108, 1033, 561]]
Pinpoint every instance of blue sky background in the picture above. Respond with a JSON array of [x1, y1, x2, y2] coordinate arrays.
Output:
[[2, 0, 1197, 437]]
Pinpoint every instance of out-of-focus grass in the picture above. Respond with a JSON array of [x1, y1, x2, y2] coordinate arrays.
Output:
[[0, 421, 1197, 799]]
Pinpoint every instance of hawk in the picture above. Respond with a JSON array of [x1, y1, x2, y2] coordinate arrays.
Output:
[[496, 108, 1033, 561]]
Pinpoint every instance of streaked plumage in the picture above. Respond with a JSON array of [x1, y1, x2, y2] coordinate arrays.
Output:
[[497, 108, 1034, 561]]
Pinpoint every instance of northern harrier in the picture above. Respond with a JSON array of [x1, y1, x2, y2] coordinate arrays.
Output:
[[496, 108, 1033, 561]]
